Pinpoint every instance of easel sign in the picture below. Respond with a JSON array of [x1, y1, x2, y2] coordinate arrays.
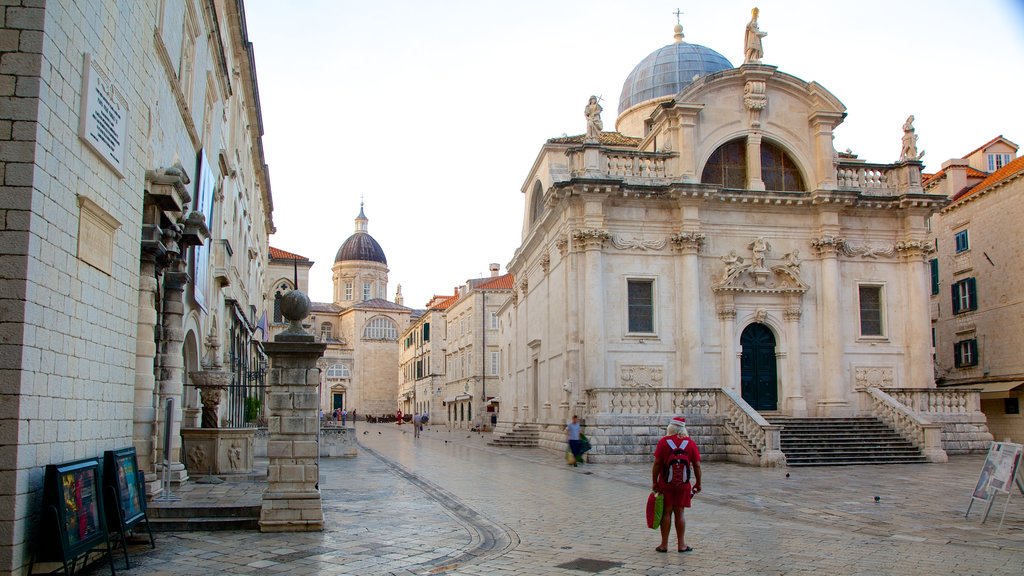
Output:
[[965, 442, 1024, 528]]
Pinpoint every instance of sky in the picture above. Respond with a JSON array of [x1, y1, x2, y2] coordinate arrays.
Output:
[[243, 0, 1024, 308]]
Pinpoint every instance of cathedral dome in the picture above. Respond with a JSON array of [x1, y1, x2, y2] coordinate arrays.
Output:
[[334, 205, 387, 264], [617, 24, 733, 115]]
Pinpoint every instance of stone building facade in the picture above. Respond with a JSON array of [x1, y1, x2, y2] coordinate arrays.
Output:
[[0, 1, 273, 572], [925, 137, 1023, 444], [497, 19, 990, 464], [399, 296, 451, 422]]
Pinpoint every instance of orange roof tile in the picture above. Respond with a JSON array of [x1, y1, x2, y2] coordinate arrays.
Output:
[[269, 246, 310, 261], [427, 294, 458, 310], [477, 273, 515, 290], [922, 166, 988, 188], [950, 155, 1024, 203]]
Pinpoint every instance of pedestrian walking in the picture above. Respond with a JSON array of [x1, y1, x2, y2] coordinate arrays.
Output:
[[652, 415, 701, 554], [413, 413, 421, 438], [565, 415, 583, 466], [341, 408, 347, 426]]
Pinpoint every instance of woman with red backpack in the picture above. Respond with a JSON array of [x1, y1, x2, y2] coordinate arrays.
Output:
[[651, 415, 702, 553]]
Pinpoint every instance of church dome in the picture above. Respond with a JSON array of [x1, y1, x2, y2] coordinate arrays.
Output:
[[617, 24, 733, 115], [334, 205, 387, 264]]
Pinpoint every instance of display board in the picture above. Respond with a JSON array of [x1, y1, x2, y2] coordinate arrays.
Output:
[[31, 458, 115, 575], [103, 447, 154, 568], [966, 442, 1024, 526]]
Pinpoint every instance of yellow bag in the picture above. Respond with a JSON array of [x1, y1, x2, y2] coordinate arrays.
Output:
[[566, 450, 576, 465]]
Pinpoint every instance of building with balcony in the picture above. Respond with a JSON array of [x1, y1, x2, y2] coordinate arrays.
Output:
[[399, 295, 453, 423], [497, 18, 990, 464], [924, 137, 1023, 443]]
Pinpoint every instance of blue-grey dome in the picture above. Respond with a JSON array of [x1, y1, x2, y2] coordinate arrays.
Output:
[[335, 232, 387, 264], [618, 39, 732, 115], [334, 204, 387, 264]]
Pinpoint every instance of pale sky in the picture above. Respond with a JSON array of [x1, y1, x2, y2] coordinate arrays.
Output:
[[244, 0, 1024, 308]]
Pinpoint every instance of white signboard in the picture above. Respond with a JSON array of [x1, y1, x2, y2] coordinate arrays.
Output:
[[79, 53, 127, 177]]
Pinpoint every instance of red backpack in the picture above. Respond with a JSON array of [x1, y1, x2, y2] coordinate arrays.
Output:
[[664, 438, 691, 486]]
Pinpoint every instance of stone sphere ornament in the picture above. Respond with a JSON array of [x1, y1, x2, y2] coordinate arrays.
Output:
[[277, 289, 314, 341]]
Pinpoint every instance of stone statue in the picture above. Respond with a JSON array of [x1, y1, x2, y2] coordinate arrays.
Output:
[[749, 236, 771, 269], [721, 250, 746, 282], [782, 249, 801, 271], [744, 7, 767, 64], [584, 95, 603, 141], [899, 115, 925, 162]]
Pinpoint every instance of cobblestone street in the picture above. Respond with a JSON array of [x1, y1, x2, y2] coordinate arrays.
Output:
[[122, 423, 1024, 575]]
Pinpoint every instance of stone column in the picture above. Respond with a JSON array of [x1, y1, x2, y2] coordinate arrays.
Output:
[[746, 132, 765, 191], [134, 252, 161, 493], [718, 304, 737, 391], [811, 235, 849, 415], [157, 265, 189, 483], [261, 290, 327, 532], [898, 240, 935, 388], [671, 228, 705, 386], [575, 228, 609, 390], [783, 303, 807, 415]]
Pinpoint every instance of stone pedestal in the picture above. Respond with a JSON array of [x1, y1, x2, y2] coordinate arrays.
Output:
[[259, 339, 327, 532], [180, 428, 256, 475]]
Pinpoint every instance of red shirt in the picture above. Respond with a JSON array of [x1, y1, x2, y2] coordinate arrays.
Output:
[[653, 434, 700, 485]]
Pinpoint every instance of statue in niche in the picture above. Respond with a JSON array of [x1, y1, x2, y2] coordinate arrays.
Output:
[[749, 236, 771, 269], [584, 95, 603, 141], [899, 115, 925, 161], [744, 7, 767, 64]]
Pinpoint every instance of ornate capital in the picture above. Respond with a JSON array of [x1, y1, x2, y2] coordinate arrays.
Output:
[[539, 253, 551, 274], [717, 306, 737, 320], [555, 236, 569, 258], [743, 80, 768, 128], [895, 240, 936, 260], [810, 235, 846, 256], [518, 278, 529, 296], [669, 232, 706, 254], [572, 228, 610, 250], [783, 306, 802, 321]]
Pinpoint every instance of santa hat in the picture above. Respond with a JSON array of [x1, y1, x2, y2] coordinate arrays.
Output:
[[669, 416, 686, 427]]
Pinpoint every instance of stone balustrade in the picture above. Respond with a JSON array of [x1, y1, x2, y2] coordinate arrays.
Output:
[[885, 388, 980, 414], [863, 387, 947, 462], [567, 148, 671, 180]]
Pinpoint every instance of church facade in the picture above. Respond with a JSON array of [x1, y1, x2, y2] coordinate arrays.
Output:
[[497, 18, 990, 464]]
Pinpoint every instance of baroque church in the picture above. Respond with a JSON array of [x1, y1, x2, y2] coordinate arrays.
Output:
[[496, 15, 991, 464], [269, 206, 412, 419]]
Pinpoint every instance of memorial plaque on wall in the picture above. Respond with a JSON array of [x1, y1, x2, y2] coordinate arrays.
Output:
[[78, 53, 127, 177]]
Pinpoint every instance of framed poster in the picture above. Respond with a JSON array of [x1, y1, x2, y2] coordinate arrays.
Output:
[[103, 447, 146, 526], [34, 457, 114, 574]]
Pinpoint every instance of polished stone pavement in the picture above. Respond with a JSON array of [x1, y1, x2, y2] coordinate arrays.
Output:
[[107, 423, 1023, 575]]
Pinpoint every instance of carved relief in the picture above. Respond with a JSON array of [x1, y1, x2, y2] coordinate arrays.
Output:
[[812, 236, 935, 260], [572, 228, 611, 250], [187, 444, 207, 472], [783, 306, 802, 321], [810, 235, 846, 256], [854, 366, 895, 390], [717, 305, 737, 320], [714, 238, 808, 294], [743, 80, 767, 127], [619, 365, 664, 388], [610, 235, 667, 251]]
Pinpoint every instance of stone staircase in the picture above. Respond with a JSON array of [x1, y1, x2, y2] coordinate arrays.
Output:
[[145, 503, 260, 531], [768, 417, 929, 467], [488, 423, 540, 448]]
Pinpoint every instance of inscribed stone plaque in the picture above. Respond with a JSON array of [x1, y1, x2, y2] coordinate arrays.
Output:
[[77, 195, 120, 275], [79, 53, 127, 177]]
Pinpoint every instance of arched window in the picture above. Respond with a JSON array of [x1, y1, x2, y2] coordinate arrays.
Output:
[[701, 140, 746, 188], [320, 322, 333, 341], [701, 139, 806, 191], [326, 363, 350, 379], [529, 181, 544, 225], [362, 316, 398, 341], [760, 141, 805, 191]]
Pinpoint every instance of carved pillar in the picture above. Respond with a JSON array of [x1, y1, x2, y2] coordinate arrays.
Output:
[[783, 302, 807, 415], [157, 265, 189, 483], [746, 132, 765, 191], [898, 239, 936, 387], [675, 104, 703, 182], [671, 227, 705, 387], [134, 251, 161, 493], [811, 235, 850, 415], [559, 236, 581, 413], [810, 112, 844, 190], [717, 304, 737, 391], [574, 228, 609, 390]]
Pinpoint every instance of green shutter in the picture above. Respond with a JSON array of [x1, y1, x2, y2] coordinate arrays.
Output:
[[930, 259, 939, 295]]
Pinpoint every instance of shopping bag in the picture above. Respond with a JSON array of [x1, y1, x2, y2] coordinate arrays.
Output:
[[646, 492, 664, 529], [566, 450, 576, 465], [580, 434, 592, 454]]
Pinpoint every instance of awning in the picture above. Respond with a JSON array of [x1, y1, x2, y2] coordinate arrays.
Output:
[[443, 394, 472, 403], [946, 381, 1024, 399], [486, 397, 500, 405]]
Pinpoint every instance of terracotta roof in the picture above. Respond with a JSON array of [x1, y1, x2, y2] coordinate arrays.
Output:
[[950, 155, 1024, 203], [961, 135, 1019, 160], [922, 166, 988, 188], [269, 246, 310, 261], [427, 294, 458, 310], [476, 273, 515, 290], [547, 132, 641, 147]]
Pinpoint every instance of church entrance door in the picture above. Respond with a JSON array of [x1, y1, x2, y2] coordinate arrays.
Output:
[[740, 323, 778, 411]]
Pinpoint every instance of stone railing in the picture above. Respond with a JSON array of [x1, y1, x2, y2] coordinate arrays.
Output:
[[567, 148, 671, 180], [863, 387, 947, 462], [836, 162, 898, 194], [586, 387, 783, 466], [884, 388, 980, 415]]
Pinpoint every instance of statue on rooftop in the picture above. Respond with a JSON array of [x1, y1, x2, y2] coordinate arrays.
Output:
[[899, 115, 925, 162], [585, 95, 603, 142], [744, 7, 767, 64]]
